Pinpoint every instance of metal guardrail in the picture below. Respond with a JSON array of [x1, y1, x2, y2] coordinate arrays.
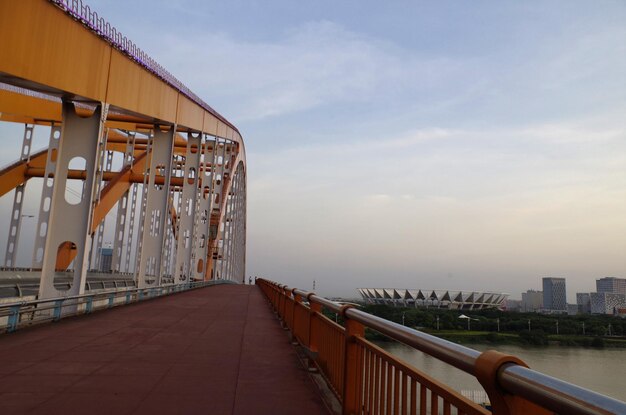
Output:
[[0, 279, 137, 298], [0, 280, 227, 333], [258, 279, 626, 415]]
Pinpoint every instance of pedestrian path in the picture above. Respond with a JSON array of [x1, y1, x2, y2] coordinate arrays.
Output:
[[0, 284, 332, 414]]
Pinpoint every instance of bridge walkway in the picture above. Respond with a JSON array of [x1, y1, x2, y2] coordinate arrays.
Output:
[[0, 284, 332, 414]]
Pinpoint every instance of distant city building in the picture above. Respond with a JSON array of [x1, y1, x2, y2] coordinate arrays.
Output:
[[99, 247, 113, 272], [576, 293, 591, 314], [596, 277, 626, 296], [566, 304, 579, 315], [542, 277, 567, 311], [357, 288, 508, 310], [521, 290, 543, 312], [590, 292, 626, 315], [505, 299, 522, 312]]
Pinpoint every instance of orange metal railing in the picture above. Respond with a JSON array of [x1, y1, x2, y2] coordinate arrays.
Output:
[[257, 278, 626, 415]]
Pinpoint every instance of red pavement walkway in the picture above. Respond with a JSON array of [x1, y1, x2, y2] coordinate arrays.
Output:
[[0, 284, 333, 414]]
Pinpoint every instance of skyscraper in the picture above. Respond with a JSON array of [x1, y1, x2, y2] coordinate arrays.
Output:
[[576, 293, 591, 314], [521, 290, 543, 312], [542, 277, 567, 311], [99, 247, 113, 272], [596, 277, 626, 296]]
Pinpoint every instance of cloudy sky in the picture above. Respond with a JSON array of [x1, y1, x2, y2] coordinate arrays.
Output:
[[1, 0, 625, 300]]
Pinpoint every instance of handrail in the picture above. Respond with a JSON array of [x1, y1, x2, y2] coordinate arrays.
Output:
[[344, 306, 481, 375], [260, 279, 626, 415], [500, 365, 626, 415]]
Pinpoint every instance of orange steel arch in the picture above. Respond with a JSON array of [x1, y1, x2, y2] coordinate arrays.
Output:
[[0, 0, 246, 280]]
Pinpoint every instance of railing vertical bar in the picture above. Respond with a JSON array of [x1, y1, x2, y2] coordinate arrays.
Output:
[[430, 392, 439, 415], [367, 350, 374, 414], [420, 384, 427, 415], [394, 367, 400, 415], [386, 362, 392, 415], [365, 350, 373, 414], [410, 377, 417, 415], [402, 372, 408, 415], [357, 343, 364, 413], [372, 354, 381, 414], [329, 333, 338, 399], [381, 354, 386, 415]]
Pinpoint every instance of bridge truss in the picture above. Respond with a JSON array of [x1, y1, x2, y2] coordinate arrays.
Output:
[[0, 0, 246, 300]]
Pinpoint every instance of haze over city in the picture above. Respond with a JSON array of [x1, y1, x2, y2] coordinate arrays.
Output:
[[0, 0, 624, 300]]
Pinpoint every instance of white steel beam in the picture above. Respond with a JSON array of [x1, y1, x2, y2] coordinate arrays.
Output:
[[136, 126, 175, 288], [32, 124, 62, 269], [173, 132, 201, 283], [39, 102, 107, 299], [111, 132, 135, 272], [4, 124, 34, 268]]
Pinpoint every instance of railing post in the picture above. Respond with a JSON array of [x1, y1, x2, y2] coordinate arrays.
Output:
[[8, 305, 21, 332], [291, 289, 300, 338], [307, 294, 322, 372], [475, 350, 551, 415], [273, 284, 279, 313], [341, 306, 365, 415], [53, 299, 63, 321], [280, 285, 288, 319]]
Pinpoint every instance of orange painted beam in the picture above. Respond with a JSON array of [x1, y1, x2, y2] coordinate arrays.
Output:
[[169, 197, 178, 240], [0, 2, 110, 101], [23, 168, 186, 187], [0, 1, 244, 145], [0, 149, 48, 198], [55, 241, 76, 271], [91, 151, 148, 231], [0, 138, 145, 199]]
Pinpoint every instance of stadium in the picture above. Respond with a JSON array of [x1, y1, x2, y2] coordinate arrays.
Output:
[[358, 288, 508, 310]]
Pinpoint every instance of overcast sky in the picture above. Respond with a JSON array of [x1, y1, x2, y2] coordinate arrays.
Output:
[[1, 0, 625, 300]]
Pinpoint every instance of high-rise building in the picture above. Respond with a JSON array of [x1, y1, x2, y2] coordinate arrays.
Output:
[[576, 293, 591, 314], [521, 290, 543, 312], [596, 277, 626, 296], [99, 247, 113, 272], [542, 277, 566, 311], [590, 292, 626, 315]]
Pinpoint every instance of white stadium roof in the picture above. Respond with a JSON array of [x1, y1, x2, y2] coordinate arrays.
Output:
[[357, 288, 508, 310]]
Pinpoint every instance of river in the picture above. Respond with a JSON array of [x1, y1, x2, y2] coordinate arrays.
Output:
[[378, 341, 626, 403]]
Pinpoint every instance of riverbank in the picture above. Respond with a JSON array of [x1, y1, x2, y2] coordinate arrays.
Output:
[[366, 327, 626, 348], [358, 303, 626, 348]]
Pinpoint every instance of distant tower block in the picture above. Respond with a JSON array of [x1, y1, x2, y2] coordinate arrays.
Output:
[[99, 247, 113, 272], [542, 277, 567, 311]]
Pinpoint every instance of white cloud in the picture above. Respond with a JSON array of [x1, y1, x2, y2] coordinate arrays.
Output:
[[147, 21, 473, 121]]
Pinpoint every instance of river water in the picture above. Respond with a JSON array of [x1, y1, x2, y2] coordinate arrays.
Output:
[[378, 341, 626, 402]]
